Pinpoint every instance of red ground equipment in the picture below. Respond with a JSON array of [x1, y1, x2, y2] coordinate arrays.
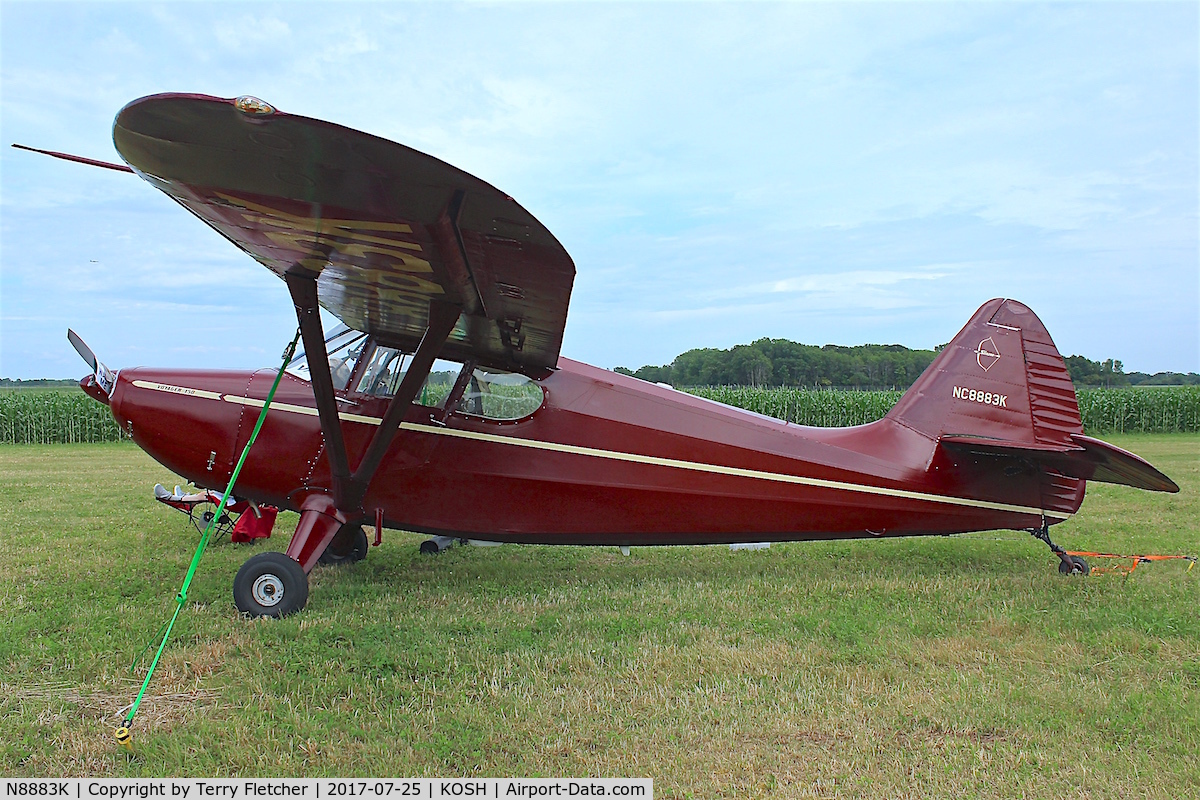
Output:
[[153, 484, 277, 543]]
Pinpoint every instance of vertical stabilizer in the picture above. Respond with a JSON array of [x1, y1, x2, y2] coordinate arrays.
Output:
[[888, 299, 1082, 446]]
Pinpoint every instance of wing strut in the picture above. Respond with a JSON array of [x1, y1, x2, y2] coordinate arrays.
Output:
[[343, 300, 461, 509], [285, 270, 461, 513], [286, 272, 354, 504]]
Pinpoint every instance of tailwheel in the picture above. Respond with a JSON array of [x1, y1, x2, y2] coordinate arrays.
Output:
[[1058, 555, 1090, 576], [1028, 522, 1089, 578], [318, 523, 369, 566], [234, 552, 308, 617]]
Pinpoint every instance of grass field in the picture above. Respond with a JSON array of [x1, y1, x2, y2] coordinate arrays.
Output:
[[1, 437, 1197, 797]]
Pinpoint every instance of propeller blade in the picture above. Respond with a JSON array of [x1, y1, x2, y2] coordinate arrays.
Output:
[[67, 329, 116, 395], [67, 328, 98, 372]]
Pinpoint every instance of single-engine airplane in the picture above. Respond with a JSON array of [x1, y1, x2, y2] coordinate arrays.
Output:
[[25, 93, 1179, 618]]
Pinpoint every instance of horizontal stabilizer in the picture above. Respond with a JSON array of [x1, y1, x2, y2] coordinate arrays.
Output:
[[1067, 434, 1180, 493], [940, 434, 1179, 493]]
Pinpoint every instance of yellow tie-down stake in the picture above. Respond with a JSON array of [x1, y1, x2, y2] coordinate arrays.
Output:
[[113, 724, 133, 750]]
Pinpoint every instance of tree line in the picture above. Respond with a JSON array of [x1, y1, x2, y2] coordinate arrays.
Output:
[[1063, 356, 1200, 388], [615, 342, 1199, 390], [0, 378, 80, 388]]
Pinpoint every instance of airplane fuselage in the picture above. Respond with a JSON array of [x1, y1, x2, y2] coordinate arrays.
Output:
[[103, 356, 1078, 548]]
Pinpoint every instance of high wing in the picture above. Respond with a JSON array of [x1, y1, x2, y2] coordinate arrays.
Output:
[[112, 93, 575, 374]]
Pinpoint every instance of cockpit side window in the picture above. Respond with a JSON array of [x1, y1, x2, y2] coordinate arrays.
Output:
[[453, 367, 544, 421], [348, 346, 456, 407], [289, 330, 543, 418]]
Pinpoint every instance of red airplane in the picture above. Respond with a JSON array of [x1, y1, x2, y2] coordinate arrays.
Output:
[[30, 93, 1179, 618]]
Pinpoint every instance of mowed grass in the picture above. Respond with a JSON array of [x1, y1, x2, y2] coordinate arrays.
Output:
[[1, 437, 1197, 797]]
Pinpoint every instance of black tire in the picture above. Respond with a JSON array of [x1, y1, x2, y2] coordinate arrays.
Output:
[[1058, 555, 1089, 576], [419, 539, 440, 555], [318, 524, 369, 565], [234, 552, 308, 617]]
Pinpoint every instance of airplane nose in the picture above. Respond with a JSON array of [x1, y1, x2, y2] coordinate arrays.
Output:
[[79, 373, 110, 405]]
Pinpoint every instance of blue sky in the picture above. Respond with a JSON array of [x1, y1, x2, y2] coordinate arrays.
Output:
[[2, 1, 1196, 379]]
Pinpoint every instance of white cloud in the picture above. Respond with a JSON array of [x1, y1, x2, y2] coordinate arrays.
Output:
[[213, 14, 292, 52]]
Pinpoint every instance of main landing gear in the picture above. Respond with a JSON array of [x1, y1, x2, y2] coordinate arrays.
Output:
[[420, 535, 462, 555], [233, 552, 309, 618], [233, 499, 369, 618], [232, 287, 460, 618], [1028, 521, 1090, 576]]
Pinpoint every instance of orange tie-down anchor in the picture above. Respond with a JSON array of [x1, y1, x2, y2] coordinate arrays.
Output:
[[1065, 550, 1196, 577]]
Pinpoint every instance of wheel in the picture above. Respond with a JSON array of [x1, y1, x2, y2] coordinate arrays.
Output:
[[419, 536, 458, 555], [1057, 555, 1090, 576], [192, 501, 235, 541], [234, 552, 308, 617], [318, 523, 369, 565]]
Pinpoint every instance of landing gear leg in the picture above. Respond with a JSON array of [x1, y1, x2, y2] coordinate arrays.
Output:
[[1028, 520, 1090, 576], [283, 495, 347, 573], [233, 495, 344, 617]]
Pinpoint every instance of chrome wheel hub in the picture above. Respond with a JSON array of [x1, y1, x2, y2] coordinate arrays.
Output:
[[252, 573, 284, 607]]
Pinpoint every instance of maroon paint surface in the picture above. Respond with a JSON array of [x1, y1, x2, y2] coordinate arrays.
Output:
[[112, 93, 574, 374], [102, 299, 1171, 548]]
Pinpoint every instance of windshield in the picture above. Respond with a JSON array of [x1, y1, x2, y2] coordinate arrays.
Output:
[[285, 325, 369, 391], [284, 330, 544, 419]]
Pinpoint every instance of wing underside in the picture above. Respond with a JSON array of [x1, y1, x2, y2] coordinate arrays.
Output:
[[112, 93, 575, 373]]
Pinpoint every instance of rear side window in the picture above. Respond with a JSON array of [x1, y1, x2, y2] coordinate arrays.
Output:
[[456, 369, 543, 420]]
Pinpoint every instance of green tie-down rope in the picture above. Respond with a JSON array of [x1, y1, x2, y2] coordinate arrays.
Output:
[[114, 329, 301, 749]]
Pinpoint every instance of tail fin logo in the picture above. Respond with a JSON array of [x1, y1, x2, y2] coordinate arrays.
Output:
[[975, 337, 1001, 372]]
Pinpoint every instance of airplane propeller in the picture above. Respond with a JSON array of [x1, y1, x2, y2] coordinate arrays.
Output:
[[68, 328, 116, 395]]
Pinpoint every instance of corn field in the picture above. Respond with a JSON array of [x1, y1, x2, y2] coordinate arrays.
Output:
[[1, 385, 1196, 445], [1074, 386, 1200, 434], [685, 386, 904, 427], [684, 385, 1200, 433], [0, 389, 126, 444]]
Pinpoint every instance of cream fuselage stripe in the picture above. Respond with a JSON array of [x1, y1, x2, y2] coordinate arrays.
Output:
[[132, 380, 222, 401], [223, 394, 381, 426], [135, 382, 1071, 520]]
